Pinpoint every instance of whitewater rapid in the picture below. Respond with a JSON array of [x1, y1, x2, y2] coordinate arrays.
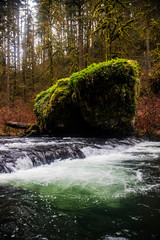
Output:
[[0, 136, 160, 240], [0, 137, 159, 205]]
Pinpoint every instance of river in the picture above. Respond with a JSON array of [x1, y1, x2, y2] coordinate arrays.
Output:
[[0, 136, 160, 239]]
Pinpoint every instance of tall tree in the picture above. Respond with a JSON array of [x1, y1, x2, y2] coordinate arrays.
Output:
[[92, 0, 134, 61], [36, 0, 64, 84], [135, 0, 160, 71], [6, 0, 12, 105]]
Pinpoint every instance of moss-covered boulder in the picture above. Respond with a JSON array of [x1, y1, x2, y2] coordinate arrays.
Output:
[[34, 59, 139, 136]]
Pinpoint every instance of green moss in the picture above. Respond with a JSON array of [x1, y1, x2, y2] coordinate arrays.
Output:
[[34, 85, 56, 116], [69, 58, 139, 88], [46, 78, 73, 128], [34, 78, 70, 132]]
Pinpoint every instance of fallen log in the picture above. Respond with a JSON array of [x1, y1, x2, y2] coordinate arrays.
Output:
[[5, 121, 30, 129]]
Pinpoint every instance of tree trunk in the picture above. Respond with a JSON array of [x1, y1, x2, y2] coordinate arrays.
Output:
[[1, 31, 6, 91], [17, 10, 20, 71], [7, 1, 11, 106], [146, 30, 151, 71], [78, 4, 83, 70], [31, 24, 35, 89], [13, 29, 17, 103], [85, 11, 91, 68]]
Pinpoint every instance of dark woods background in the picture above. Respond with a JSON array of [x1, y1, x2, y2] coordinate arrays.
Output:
[[0, 0, 160, 135]]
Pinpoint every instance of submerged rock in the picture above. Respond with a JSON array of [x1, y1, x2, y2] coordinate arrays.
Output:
[[34, 59, 139, 136]]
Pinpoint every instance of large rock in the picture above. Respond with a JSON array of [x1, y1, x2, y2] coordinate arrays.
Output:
[[34, 59, 139, 136]]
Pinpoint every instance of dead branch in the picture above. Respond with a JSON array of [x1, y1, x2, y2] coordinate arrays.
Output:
[[5, 121, 30, 129]]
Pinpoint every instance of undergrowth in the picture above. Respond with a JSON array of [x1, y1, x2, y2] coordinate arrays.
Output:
[[136, 95, 160, 135], [0, 100, 36, 135]]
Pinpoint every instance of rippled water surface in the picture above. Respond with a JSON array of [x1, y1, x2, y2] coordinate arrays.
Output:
[[0, 137, 160, 239]]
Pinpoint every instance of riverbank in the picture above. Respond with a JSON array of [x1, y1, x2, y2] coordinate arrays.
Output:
[[0, 96, 159, 138]]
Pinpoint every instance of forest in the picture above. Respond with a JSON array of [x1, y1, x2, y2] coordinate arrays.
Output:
[[0, 0, 159, 136]]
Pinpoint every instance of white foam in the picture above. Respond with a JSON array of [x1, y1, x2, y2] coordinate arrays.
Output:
[[0, 153, 144, 199], [0, 138, 159, 201], [126, 141, 160, 154], [0, 145, 7, 150], [15, 155, 33, 170], [136, 170, 143, 182]]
